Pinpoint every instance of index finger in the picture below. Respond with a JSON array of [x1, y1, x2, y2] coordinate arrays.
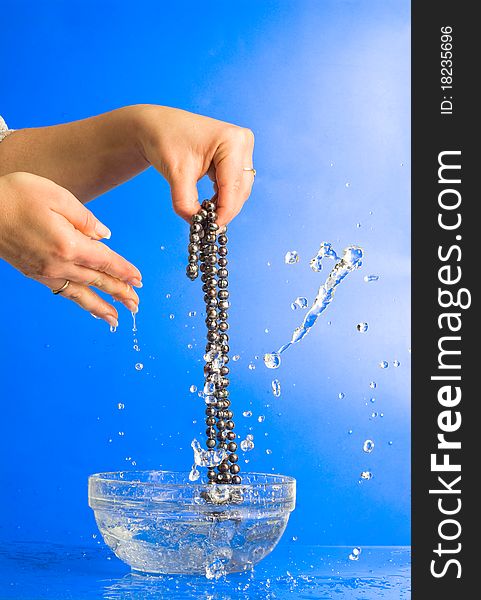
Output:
[[74, 235, 142, 286], [214, 132, 255, 227]]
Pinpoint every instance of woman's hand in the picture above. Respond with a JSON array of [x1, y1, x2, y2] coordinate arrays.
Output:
[[136, 105, 255, 226], [0, 172, 141, 326]]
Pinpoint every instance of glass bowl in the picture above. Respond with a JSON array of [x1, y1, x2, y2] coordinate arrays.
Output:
[[88, 470, 296, 576]]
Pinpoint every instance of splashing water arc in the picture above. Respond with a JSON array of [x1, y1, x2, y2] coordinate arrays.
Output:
[[264, 245, 363, 369]]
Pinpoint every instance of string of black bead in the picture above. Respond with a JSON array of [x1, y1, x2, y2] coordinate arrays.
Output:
[[186, 199, 241, 485]]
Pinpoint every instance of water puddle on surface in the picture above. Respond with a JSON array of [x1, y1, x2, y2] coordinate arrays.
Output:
[[264, 244, 364, 370]]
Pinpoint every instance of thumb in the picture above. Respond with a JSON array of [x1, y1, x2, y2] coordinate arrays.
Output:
[[169, 173, 201, 222], [59, 194, 111, 240]]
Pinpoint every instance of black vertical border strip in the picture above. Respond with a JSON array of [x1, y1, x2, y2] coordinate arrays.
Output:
[[412, 2, 474, 597]]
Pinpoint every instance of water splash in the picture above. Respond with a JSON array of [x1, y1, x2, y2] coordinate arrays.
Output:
[[264, 246, 363, 368], [309, 242, 339, 272], [190, 439, 227, 468]]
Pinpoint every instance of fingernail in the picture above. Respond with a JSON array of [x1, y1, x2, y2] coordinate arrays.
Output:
[[106, 314, 118, 327], [125, 299, 138, 313], [130, 278, 143, 288], [95, 222, 112, 240]]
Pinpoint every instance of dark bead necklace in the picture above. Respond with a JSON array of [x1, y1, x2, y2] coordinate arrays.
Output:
[[186, 199, 241, 485]]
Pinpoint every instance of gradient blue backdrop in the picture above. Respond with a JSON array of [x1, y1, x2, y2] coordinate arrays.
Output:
[[0, 0, 410, 548]]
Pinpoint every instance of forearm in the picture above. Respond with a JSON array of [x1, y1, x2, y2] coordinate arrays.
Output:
[[0, 106, 150, 203]]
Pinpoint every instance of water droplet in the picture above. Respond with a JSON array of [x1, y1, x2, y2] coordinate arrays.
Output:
[[240, 438, 255, 452], [349, 547, 362, 561], [232, 354, 240, 361], [338, 392, 345, 399], [264, 328, 269, 334], [109, 325, 117, 333], [379, 360, 388, 369], [356, 222, 361, 228], [247, 434, 254, 441], [160, 245, 165, 250], [243, 410, 252, 418], [187, 343, 193, 349], [264, 352, 281, 369], [271, 379, 281, 397], [364, 274, 380, 283], [371, 411, 378, 418], [357, 322, 369, 333], [188, 464, 200, 482], [388, 441, 393, 446], [284, 250, 299, 264], [369, 381, 377, 389], [267, 261, 271, 267], [117, 402, 125, 410], [363, 439, 375, 453], [135, 363, 144, 371], [360, 471, 373, 481], [370, 397, 376, 403], [348, 429, 353, 435], [118, 431, 125, 437], [188, 311, 196, 317], [266, 449, 272, 455], [345, 182, 351, 188], [292, 536, 298, 541], [393, 360, 401, 367], [248, 362, 256, 371], [189, 385, 197, 393], [290, 297, 308, 311], [258, 415, 265, 423], [133, 344, 140, 352], [165, 293, 171, 299], [169, 314, 175, 320]]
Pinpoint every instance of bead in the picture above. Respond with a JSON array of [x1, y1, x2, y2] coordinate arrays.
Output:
[[191, 223, 202, 233], [228, 453, 239, 463], [206, 254, 217, 265], [218, 268, 228, 278], [205, 407, 216, 416], [225, 410, 233, 419], [192, 214, 203, 224], [199, 209, 208, 219], [218, 462, 229, 473], [232, 475, 242, 484], [216, 420, 226, 430], [219, 321, 229, 332], [203, 201, 216, 211], [220, 366, 229, 376], [207, 331, 220, 343], [218, 257, 228, 267], [208, 222, 219, 232], [218, 441, 228, 450], [218, 246, 228, 257], [188, 253, 198, 264], [219, 332, 229, 342], [222, 472, 232, 483], [206, 427, 216, 437], [230, 464, 240, 475], [218, 234, 228, 245], [207, 469, 216, 480], [206, 233, 217, 243], [206, 417, 216, 426], [218, 290, 229, 299], [218, 279, 228, 289], [228, 442, 237, 452], [216, 431, 227, 441], [221, 343, 230, 354], [190, 233, 201, 243], [206, 439, 216, 449], [216, 473, 224, 483], [188, 242, 200, 253], [207, 298, 218, 308], [226, 431, 236, 441], [206, 288, 217, 298], [226, 420, 234, 430]]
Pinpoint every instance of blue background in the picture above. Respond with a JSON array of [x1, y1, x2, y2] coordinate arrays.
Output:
[[0, 0, 410, 550]]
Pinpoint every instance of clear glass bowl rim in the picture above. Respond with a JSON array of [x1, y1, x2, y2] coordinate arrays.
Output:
[[89, 470, 296, 489]]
